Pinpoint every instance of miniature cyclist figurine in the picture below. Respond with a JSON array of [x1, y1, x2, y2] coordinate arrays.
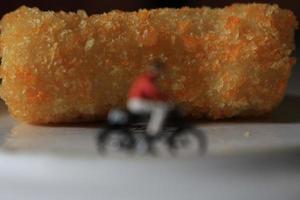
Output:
[[127, 60, 171, 136], [98, 61, 207, 155]]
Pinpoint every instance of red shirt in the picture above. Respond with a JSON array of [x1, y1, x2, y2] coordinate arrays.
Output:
[[128, 73, 165, 101]]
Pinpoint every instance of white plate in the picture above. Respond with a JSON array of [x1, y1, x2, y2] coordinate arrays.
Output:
[[0, 59, 299, 200]]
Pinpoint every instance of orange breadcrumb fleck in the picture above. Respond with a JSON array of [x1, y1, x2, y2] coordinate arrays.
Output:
[[27, 89, 51, 104], [225, 16, 241, 30], [182, 35, 202, 52], [228, 42, 245, 61], [16, 70, 37, 84], [177, 20, 191, 34], [277, 81, 287, 96]]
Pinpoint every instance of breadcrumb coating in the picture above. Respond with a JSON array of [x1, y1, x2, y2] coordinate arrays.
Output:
[[0, 4, 298, 123]]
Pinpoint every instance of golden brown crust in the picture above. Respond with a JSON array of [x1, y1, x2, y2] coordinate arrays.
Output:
[[0, 4, 298, 123]]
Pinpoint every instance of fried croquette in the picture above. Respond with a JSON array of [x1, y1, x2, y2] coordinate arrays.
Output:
[[0, 4, 298, 123]]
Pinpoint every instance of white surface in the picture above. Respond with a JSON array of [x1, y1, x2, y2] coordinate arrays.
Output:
[[0, 52, 300, 200], [0, 153, 300, 200], [0, 96, 300, 200]]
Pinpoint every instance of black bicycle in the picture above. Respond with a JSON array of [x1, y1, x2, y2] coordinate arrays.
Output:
[[97, 106, 207, 156]]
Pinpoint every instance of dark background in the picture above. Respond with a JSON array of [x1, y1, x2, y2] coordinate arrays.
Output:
[[0, 0, 299, 15], [0, 0, 299, 45]]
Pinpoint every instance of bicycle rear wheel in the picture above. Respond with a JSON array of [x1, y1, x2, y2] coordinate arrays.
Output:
[[168, 128, 207, 156]]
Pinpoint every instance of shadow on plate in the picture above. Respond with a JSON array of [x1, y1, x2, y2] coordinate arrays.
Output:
[[203, 148, 300, 176]]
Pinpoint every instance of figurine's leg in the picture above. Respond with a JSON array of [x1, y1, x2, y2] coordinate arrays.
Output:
[[146, 102, 170, 136]]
